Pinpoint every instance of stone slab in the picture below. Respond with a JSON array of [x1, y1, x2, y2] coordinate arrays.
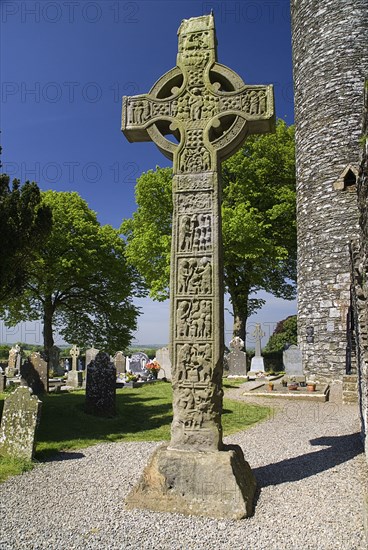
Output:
[[126, 444, 256, 520], [243, 384, 330, 402]]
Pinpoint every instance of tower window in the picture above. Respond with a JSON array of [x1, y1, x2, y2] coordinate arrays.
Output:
[[333, 164, 358, 191], [343, 169, 357, 188]]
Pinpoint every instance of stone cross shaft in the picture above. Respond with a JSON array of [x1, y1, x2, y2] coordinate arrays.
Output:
[[253, 323, 265, 357], [70, 344, 80, 371], [122, 14, 275, 452]]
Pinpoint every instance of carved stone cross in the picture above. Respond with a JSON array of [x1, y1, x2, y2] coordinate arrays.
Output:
[[122, 13, 275, 519], [70, 344, 80, 371], [253, 323, 265, 357]]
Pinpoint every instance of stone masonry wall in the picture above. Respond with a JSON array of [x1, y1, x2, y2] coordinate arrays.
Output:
[[291, 0, 368, 380], [351, 81, 368, 458]]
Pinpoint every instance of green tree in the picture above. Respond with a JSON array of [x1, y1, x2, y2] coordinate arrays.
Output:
[[0, 174, 52, 301], [122, 120, 296, 342], [0, 191, 142, 359], [264, 315, 298, 353]]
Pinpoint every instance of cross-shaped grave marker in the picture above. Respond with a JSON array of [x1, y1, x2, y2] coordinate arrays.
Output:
[[70, 344, 80, 372], [122, 13, 275, 520]]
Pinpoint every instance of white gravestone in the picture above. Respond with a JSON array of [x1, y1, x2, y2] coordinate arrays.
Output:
[[249, 324, 265, 377], [156, 347, 172, 380]]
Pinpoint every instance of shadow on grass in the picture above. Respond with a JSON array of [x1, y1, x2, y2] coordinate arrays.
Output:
[[33, 387, 173, 460], [253, 432, 363, 487]]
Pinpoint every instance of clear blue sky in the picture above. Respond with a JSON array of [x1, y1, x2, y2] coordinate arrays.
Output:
[[1, 0, 296, 348]]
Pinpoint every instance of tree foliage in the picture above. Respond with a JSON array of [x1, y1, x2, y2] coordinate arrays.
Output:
[[264, 315, 298, 353], [121, 120, 296, 341], [0, 191, 142, 358], [0, 174, 52, 301]]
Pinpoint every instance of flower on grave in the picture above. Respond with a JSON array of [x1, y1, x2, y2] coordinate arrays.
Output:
[[126, 372, 138, 382], [145, 360, 161, 373]]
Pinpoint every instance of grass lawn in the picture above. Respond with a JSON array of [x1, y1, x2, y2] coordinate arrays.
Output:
[[0, 381, 270, 482]]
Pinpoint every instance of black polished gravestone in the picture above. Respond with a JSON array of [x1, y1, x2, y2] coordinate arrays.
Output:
[[85, 352, 116, 417]]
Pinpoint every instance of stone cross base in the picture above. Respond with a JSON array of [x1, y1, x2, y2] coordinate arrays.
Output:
[[66, 370, 83, 388], [125, 444, 256, 520], [249, 357, 265, 373]]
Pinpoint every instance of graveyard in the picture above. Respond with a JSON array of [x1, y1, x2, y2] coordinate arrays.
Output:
[[0, 377, 270, 481], [1, 1, 368, 549]]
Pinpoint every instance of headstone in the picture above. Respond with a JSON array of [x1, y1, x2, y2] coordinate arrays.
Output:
[[5, 344, 21, 377], [85, 352, 116, 417], [0, 386, 42, 460], [122, 13, 274, 519], [226, 337, 247, 376], [20, 352, 49, 394], [85, 346, 99, 369], [113, 351, 126, 376], [249, 324, 265, 377], [283, 344, 304, 382], [129, 352, 148, 376], [49, 345, 63, 376], [156, 347, 172, 380], [0, 373, 6, 392], [83, 346, 99, 387], [67, 344, 82, 388]]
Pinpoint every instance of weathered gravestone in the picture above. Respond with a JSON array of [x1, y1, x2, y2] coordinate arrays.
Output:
[[156, 347, 172, 380], [49, 345, 63, 376], [83, 346, 99, 387], [5, 344, 21, 377], [85, 352, 116, 417], [129, 352, 148, 376], [85, 346, 99, 368], [226, 336, 247, 376], [249, 324, 266, 378], [113, 351, 126, 376], [121, 13, 274, 519], [0, 373, 6, 392], [0, 386, 42, 460], [20, 352, 49, 394], [283, 344, 305, 382], [67, 344, 83, 388]]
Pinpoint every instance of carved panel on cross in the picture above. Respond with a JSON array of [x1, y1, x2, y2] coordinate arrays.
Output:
[[176, 191, 212, 212], [176, 91, 219, 123], [127, 99, 151, 124], [176, 299, 212, 339], [178, 213, 212, 253], [176, 342, 213, 384], [178, 145, 211, 173], [177, 256, 212, 295], [174, 386, 216, 434], [173, 384, 216, 431], [175, 174, 214, 191]]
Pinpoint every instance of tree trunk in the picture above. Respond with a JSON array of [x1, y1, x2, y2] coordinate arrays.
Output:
[[230, 292, 248, 346], [43, 296, 54, 360]]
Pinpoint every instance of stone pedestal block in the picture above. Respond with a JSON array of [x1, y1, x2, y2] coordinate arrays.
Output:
[[126, 444, 256, 520]]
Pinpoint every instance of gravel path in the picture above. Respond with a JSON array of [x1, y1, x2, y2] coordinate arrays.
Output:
[[0, 384, 367, 550]]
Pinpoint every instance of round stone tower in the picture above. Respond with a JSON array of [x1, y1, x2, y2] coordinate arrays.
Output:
[[291, 0, 368, 380]]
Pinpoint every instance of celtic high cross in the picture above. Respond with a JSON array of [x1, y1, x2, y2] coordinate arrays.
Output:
[[122, 14, 274, 453]]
